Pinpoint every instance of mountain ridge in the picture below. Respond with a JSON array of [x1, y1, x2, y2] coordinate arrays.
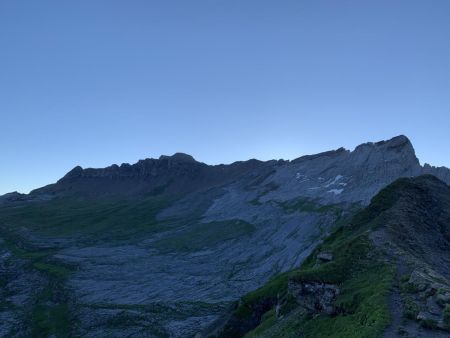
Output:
[[3, 135, 446, 203], [209, 175, 450, 337], [1, 135, 450, 337]]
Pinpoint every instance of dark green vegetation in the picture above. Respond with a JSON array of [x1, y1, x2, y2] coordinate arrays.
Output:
[[0, 196, 175, 240], [213, 178, 446, 338], [0, 192, 259, 251], [278, 197, 343, 215], [0, 230, 74, 337], [216, 225, 394, 338], [31, 284, 72, 338], [153, 219, 255, 253], [210, 175, 450, 337]]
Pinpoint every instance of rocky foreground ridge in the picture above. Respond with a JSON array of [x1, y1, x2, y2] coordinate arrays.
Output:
[[0, 135, 449, 337], [209, 175, 450, 337]]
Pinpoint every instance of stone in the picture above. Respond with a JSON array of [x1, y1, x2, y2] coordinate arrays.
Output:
[[288, 280, 340, 315], [317, 252, 333, 262]]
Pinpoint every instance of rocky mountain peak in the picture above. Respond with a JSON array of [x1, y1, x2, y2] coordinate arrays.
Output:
[[62, 165, 84, 180], [349, 135, 420, 173], [158, 153, 197, 163], [354, 135, 416, 156]]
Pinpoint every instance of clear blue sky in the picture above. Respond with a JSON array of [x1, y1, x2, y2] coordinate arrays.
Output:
[[1, 0, 449, 194]]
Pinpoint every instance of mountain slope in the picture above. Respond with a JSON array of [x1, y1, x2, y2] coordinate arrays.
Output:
[[210, 175, 450, 338], [1, 135, 450, 337], [11, 135, 450, 205], [30, 153, 272, 198]]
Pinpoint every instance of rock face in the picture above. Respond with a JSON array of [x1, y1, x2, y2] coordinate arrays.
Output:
[[211, 175, 450, 338], [288, 280, 340, 314], [31, 153, 271, 198], [368, 175, 450, 335], [23, 135, 450, 203], [1, 135, 450, 337], [316, 252, 333, 262], [0, 191, 27, 204]]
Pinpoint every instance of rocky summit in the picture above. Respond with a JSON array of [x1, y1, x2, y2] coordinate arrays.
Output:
[[0, 135, 449, 337]]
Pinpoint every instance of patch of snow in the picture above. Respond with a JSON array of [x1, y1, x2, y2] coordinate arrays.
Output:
[[325, 175, 344, 187], [327, 189, 344, 195]]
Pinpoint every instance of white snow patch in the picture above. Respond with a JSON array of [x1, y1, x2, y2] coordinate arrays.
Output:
[[325, 175, 344, 187], [327, 189, 344, 195]]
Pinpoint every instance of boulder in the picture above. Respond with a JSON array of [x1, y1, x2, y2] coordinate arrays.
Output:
[[288, 280, 339, 315], [317, 252, 333, 262]]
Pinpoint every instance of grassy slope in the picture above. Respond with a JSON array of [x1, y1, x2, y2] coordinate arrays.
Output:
[[0, 195, 175, 239], [0, 195, 258, 336], [153, 219, 255, 253], [216, 180, 405, 338], [0, 234, 74, 337], [0, 195, 178, 336]]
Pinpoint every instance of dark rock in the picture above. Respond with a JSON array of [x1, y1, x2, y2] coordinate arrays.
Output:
[[317, 252, 333, 262], [288, 280, 340, 315]]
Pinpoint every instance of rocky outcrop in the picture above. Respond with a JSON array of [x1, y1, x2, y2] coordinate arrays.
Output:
[[0, 191, 27, 204], [399, 268, 450, 331], [288, 280, 340, 315], [212, 175, 450, 338], [367, 175, 450, 335], [316, 252, 333, 262]]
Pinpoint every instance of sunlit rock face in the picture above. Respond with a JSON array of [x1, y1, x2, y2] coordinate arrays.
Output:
[[1, 135, 449, 337]]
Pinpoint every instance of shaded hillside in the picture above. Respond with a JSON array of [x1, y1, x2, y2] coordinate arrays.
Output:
[[1, 136, 450, 337], [30, 153, 274, 198], [210, 175, 450, 338]]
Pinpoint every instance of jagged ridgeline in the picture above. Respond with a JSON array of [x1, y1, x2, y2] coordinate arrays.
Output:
[[0, 136, 449, 337]]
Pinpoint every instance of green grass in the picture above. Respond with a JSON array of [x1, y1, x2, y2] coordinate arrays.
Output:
[[296, 264, 394, 338], [240, 271, 292, 308], [0, 229, 72, 279], [0, 194, 183, 336], [245, 309, 277, 337], [153, 219, 255, 253], [0, 195, 176, 239], [221, 189, 397, 338], [31, 285, 72, 338], [2, 243, 51, 260], [0, 227, 74, 336], [0, 231, 54, 260], [33, 262, 71, 279], [404, 298, 420, 320], [444, 305, 450, 329], [278, 198, 343, 215], [348, 177, 413, 229], [238, 230, 394, 338]]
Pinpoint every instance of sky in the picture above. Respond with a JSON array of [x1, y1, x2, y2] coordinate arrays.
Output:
[[1, 0, 449, 194]]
